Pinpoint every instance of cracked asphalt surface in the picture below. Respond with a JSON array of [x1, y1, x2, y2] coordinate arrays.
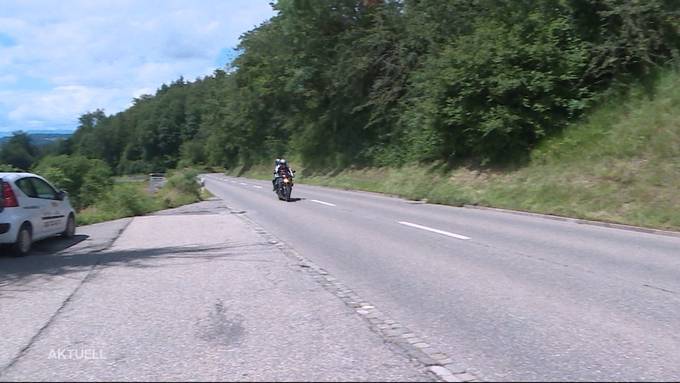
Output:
[[4, 172, 680, 382], [200, 174, 680, 382], [0, 200, 432, 381]]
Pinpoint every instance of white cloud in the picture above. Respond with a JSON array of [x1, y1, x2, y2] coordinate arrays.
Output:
[[0, 0, 275, 133], [8, 86, 109, 121]]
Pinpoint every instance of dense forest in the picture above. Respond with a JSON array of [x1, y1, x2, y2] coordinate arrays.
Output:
[[4, 0, 680, 174]]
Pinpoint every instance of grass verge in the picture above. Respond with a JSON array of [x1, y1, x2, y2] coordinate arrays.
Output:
[[233, 69, 680, 231], [77, 168, 205, 225]]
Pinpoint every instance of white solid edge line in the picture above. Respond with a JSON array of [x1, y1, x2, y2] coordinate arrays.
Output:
[[311, 199, 336, 207], [398, 221, 470, 240]]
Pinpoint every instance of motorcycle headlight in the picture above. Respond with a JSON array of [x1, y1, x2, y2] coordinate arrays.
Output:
[[284, 178, 290, 183]]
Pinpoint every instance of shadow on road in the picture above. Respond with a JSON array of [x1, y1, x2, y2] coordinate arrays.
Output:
[[31, 235, 89, 254], [0, 234, 89, 259], [0, 241, 275, 295]]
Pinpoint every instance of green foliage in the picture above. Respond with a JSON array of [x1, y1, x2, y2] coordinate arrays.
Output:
[[0, 132, 72, 171], [77, 169, 204, 225], [575, 0, 680, 81], [294, 68, 680, 231], [57, 0, 679, 172], [34, 166, 70, 191], [0, 132, 38, 170], [0, 164, 21, 172], [401, 2, 592, 162], [77, 182, 159, 225], [32, 155, 112, 209], [164, 168, 201, 198], [99, 182, 157, 217], [179, 140, 207, 166]]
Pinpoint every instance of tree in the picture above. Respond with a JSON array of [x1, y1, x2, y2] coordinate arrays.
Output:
[[58, 0, 680, 171], [33, 155, 112, 209], [0, 132, 38, 170]]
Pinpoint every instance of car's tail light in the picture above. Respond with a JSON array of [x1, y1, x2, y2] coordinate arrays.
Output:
[[2, 182, 19, 207]]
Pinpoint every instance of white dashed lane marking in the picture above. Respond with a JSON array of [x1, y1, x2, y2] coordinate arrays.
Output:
[[310, 199, 337, 207], [398, 221, 470, 240]]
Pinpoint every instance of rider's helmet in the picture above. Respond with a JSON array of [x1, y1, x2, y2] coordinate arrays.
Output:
[[275, 158, 281, 166], [280, 159, 287, 166]]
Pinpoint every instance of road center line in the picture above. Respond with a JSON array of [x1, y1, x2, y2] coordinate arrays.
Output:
[[252, 185, 263, 189], [398, 221, 470, 240], [239, 182, 248, 186], [311, 199, 336, 207]]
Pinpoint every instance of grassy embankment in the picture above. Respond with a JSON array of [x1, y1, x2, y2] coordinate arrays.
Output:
[[77, 169, 209, 225], [229, 70, 680, 231]]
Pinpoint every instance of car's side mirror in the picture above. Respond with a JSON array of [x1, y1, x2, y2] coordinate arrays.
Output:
[[57, 190, 67, 201]]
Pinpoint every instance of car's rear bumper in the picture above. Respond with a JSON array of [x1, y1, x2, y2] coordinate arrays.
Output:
[[0, 222, 18, 244]]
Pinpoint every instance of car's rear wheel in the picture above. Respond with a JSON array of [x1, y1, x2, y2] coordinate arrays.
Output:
[[12, 223, 32, 257], [62, 214, 76, 238]]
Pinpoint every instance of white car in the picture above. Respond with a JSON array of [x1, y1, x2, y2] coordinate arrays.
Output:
[[0, 172, 76, 256]]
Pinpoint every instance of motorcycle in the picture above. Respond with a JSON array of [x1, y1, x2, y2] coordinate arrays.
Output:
[[274, 170, 295, 202]]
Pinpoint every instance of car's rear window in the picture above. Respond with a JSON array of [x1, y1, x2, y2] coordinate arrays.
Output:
[[16, 178, 38, 198]]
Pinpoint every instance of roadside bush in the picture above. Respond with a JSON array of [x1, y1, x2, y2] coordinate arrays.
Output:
[[164, 168, 201, 198], [99, 183, 159, 217], [0, 164, 21, 172], [116, 159, 152, 176], [77, 182, 160, 225], [33, 155, 112, 209], [77, 168, 205, 225]]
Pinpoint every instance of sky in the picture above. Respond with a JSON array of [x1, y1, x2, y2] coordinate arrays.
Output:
[[0, 0, 276, 135]]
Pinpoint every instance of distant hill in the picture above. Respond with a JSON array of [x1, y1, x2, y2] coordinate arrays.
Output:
[[0, 132, 72, 146]]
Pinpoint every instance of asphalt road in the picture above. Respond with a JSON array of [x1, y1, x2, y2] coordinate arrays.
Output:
[[202, 173, 680, 381], [0, 218, 132, 374], [0, 200, 432, 381]]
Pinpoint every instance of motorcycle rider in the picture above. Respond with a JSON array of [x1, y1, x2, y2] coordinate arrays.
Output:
[[272, 159, 280, 191], [272, 158, 294, 191]]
